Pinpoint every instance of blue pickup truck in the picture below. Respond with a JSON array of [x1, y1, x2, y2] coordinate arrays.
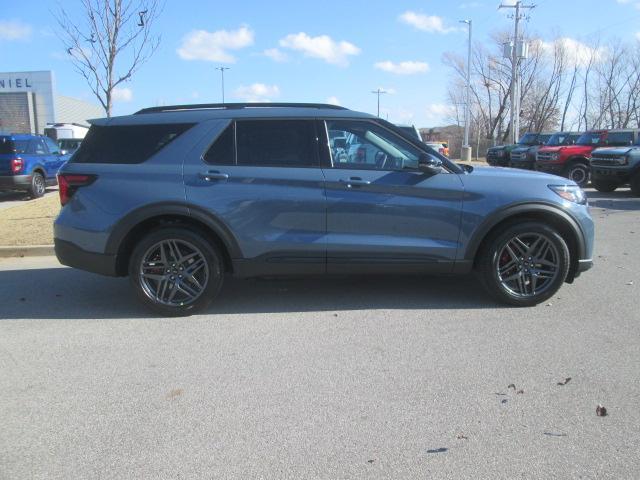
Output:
[[0, 134, 70, 198]]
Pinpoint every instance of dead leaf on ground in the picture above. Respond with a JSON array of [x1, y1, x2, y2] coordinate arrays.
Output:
[[456, 434, 468, 440], [167, 388, 183, 400], [596, 404, 607, 417], [557, 377, 572, 386], [516, 389, 524, 394], [507, 384, 516, 390]]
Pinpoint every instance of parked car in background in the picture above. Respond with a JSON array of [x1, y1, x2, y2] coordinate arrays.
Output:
[[486, 132, 543, 166], [425, 142, 448, 157], [44, 123, 88, 142], [590, 136, 640, 195], [54, 102, 593, 316], [536, 129, 639, 187], [508, 132, 553, 169], [58, 138, 83, 155], [0, 134, 69, 198]]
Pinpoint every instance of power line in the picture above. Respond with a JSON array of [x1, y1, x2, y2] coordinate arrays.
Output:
[[371, 88, 387, 117], [215, 67, 230, 103]]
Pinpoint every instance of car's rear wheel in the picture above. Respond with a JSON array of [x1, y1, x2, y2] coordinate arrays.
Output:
[[28, 172, 46, 198], [477, 222, 570, 307], [630, 172, 640, 197], [129, 227, 223, 316], [592, 179, 618, 193], [565, 162, 590, 187]]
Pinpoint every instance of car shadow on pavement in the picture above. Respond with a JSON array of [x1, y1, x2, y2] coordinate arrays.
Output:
[[0, 267, 501, 320], [586, 189, 640, 211]]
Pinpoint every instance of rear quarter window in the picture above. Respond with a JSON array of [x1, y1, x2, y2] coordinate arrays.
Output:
[[71, 123, 193, 164]]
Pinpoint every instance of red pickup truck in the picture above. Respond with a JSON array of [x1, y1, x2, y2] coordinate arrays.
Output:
[[535, 129, 639, 186]]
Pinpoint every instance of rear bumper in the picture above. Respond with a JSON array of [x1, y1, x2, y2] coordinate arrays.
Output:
[[55, 238, 119, 277], [0, 174, 31, 190]]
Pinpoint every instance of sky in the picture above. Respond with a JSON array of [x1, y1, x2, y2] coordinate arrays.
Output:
[[2, 0, 640, 127]]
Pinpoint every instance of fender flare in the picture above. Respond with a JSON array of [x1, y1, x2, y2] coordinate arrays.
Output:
[[104, 202, 242, 259], [463, 202, 587, 262]]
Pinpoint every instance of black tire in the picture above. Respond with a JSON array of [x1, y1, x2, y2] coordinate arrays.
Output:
[[128, 227, 224, 316], [592, 179, 618, 193], [28, 171, 46, 198], [477, 222, 570, 307], [565, 162, 590, 187], [631, 172, 640, 197]]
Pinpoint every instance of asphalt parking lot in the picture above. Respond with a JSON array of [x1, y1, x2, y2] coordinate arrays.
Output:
[[1, 188, 639, 479]]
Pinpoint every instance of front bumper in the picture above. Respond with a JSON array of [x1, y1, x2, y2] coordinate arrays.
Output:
[[0, 174, 31, 190], [591, 167, 631, 184], [535, 163, 564, 174], [55, 238, 119, 277]]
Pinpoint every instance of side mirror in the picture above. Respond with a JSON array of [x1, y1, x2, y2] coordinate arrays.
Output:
[[418, 153, 442, 174]]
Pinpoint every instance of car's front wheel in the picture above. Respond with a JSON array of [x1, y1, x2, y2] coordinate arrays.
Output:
[[129, 227, 224, 316], [592, 179, 618, 193], [477, 222, 570, 307], [565, 162, 590, 187]]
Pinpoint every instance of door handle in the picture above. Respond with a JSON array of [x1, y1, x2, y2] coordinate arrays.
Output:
[[340, 177, 370, 187], [199, 171, 229, 182]]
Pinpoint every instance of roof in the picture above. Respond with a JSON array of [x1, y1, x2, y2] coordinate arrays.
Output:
[[93, 103, 377, 126], [0, 134, 39, 140]]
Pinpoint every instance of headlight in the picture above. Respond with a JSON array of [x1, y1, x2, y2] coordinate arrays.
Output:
[[548, 185, 587, 205]]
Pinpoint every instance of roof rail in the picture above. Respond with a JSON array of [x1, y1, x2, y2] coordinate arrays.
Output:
[[135, 102, 348, 115]]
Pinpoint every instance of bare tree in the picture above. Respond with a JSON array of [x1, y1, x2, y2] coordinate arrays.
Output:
[[55, 0, 162, 116]]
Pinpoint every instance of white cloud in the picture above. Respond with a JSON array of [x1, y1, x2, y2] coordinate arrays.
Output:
[[112, 87, 133, 102], [636, 31, 640, 41], [459, 1, 483, 8], [540, 37, 605, 67], [0, 19, 32, 41], [381, 107, 415, 124], [279, 32, 360, 66], [374, 86, 397, 95], [398, 11, 457, 34], [374, 60, 429, 75], [425, 103, 456, 122], [263, 48, 288, 62], [326, 96, 341, 106], [177, 26, 254, 63], [234, 83, 280, 102]]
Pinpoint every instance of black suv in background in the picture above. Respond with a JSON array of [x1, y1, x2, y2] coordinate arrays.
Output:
[[590, 136, 640, 194], [487, 132, 545, 167]]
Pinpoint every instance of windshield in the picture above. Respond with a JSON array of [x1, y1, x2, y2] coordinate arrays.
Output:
[[576, 132, 603, 146], [545, 133, 577, 146], [0, 138, 28, 154], [518, 133, 538, 145]]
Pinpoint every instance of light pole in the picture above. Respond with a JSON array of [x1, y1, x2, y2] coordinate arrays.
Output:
[[216, 66, 230, 103], [459, 19, 472, 161], [371, 88, 387, 117]]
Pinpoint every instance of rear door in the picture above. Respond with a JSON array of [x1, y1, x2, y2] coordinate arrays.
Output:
[[184, 119, 327, 276], [43, 136, 66, 174], [320, 119, 464, 274]]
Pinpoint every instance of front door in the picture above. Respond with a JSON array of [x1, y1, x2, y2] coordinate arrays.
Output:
[[321, 119, 464, 274], [184, 119, 327, 276]]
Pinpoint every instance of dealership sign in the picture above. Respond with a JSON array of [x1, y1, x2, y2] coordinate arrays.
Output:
[[0, 77, 34, 89]]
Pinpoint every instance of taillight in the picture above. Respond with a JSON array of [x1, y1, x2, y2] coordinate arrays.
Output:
[[11, 157, 23, 174], [57, 173, 96, 206]]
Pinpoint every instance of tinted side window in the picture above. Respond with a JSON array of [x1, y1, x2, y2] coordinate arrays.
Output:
[[32, 139, 47, 155], [236, 120, 317, 167], [44, 137, 60, 154], [203, 123, 235, 165], [606, 132, 634, 146], [71, 123, 193, 164]]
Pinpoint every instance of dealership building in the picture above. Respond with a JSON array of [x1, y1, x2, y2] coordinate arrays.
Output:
[[0, 70, 103, 135]]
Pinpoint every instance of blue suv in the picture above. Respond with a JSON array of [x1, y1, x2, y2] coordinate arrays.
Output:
[[54, 103, 594, 316], [0, 134, 68, 198]]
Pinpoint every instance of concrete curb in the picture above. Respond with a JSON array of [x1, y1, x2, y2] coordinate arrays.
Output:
[[0, 245, 55, 258]]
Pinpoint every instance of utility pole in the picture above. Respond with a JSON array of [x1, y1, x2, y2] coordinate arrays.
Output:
[[499, 1, 535, 144], [459, 19, 472, 161], [371, 88, 387, 117], [216, 66, 230, 103]]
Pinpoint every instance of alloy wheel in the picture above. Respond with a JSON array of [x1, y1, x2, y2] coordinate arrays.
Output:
[[496, 233, 560, 298], [138, 239, 209, 306]]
